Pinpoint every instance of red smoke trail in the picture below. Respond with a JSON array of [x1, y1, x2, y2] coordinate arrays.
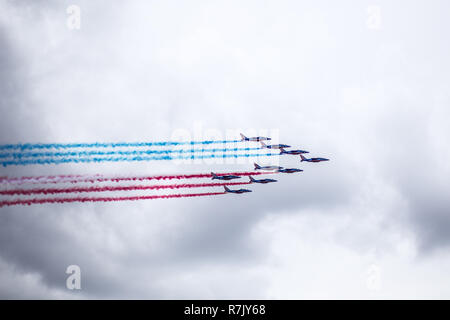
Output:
[[0, 181, 252, 196], [0, 174, 91, 184], [0, 171, 276, 185], [0, 192, 225, 207]]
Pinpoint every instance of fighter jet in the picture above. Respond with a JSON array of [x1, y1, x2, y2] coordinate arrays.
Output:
[[240, 133, 271, 142], [260, 141, 291, 149], [224, 186, 252, 194], [278, 168, 304, 173], [254, 163, 283, 171], [249, 176, 277, 184], [300, 154, 330, 162], [211, 172, 241, 180], [280, 147, 309, 155]]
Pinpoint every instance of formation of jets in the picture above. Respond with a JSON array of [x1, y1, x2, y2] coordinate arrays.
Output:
[[214, 133, 330, 194]]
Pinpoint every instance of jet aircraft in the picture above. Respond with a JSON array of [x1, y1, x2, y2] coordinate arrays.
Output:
[[240, 133, 271, 142], [280, 147, 309, 155], [254, 163, 283, 171], [248, 176, 277, 184], [211, 172, 241, 180], [224, 186, 252, 194], [278, 168, 303, 173], [300, 154, 329, 162], [260, 141, 290, 149]]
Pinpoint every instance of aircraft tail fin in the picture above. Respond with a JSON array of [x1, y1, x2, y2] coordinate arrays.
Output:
[[260, 141, 266, 148], [280, 147, 286, 154], [254, 163, 261, 170], [240, 133, 247, 141], [249, 176, 255, 182], [224, 186, 231, 193], [211, 172, 217, 179], [300, 154, 306, 161]]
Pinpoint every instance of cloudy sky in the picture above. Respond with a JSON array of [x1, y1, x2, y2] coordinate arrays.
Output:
[[1, 0, 450, 299]]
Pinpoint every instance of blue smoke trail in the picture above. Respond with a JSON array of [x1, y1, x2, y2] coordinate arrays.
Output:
[[0, 140, 240, 151], [1, 153, 279, 167], [0, 147, 263, 159]]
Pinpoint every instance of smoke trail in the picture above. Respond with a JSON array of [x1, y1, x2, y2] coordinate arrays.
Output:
[[0, 182, 252, 195], [0, 192, 226, 207], [0, 171, 275, 185], [1, 152, 279, 167], [0, 174, 98, 184], [0, 147, 262, 159], [0, 174, 88, 183], [0, 140, 240, 151]]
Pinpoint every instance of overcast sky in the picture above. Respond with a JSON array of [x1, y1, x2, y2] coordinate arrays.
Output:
[[1, 0, 450, 299]]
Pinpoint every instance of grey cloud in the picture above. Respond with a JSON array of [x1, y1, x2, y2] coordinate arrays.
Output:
[[1, 0, 450, 299]]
